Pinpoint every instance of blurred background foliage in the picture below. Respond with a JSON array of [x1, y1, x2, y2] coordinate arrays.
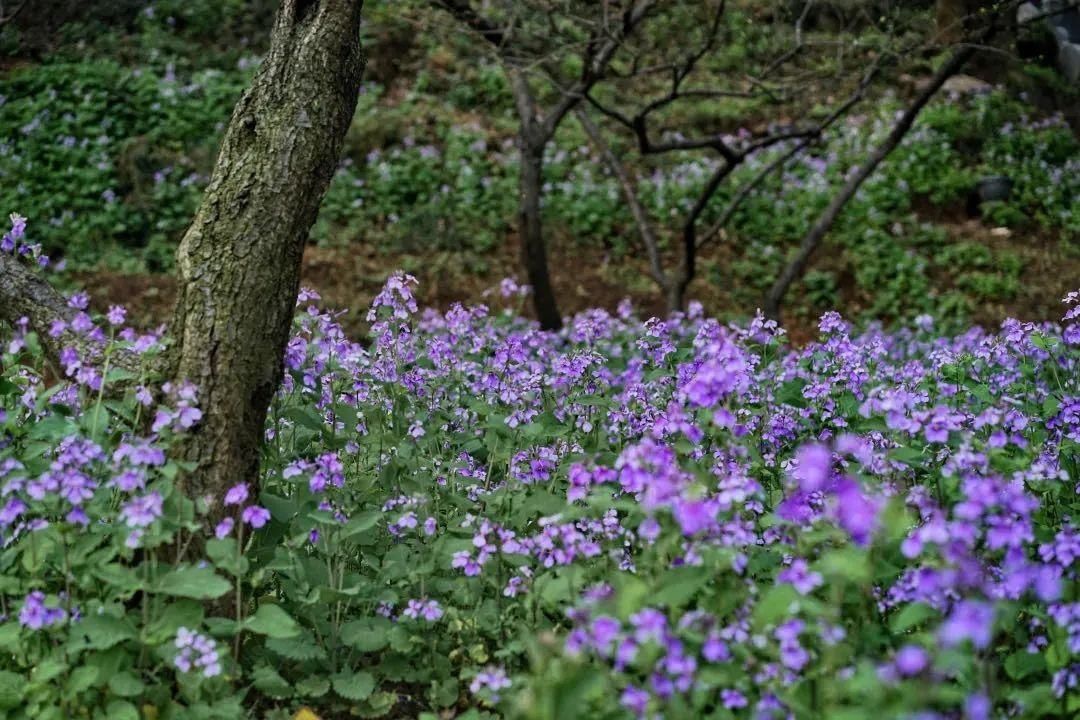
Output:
[[1, 0, 1078, 336]]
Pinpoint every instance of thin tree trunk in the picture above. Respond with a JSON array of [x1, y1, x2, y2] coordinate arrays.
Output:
[[518, 143, 562, 331], [763, 40, 980, 321], [170, 0, 365, 504]]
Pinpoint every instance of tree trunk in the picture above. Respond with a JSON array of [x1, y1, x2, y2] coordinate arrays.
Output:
[[518, 142, 563, 331], [169, 0, 365, 505], [665, 283, 685, 316]]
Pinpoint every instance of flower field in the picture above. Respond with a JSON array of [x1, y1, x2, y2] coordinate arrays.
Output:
[[1, 215, 1079, 718]]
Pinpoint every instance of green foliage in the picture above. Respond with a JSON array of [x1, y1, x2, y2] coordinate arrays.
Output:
[[0, 59, 246, 270]]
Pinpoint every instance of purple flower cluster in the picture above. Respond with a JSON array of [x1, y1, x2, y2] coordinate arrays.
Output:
[[174, 627, 222, 678]]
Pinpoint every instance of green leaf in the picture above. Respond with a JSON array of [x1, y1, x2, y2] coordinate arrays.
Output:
[[0, 622, 21, 652], [296, 676, 331, 698], [108, 672, 145, 698], [341, 510, 381, 539], [31, 658, 67, 684], [153, 567, 231, 599], [0, 671, 24, 710], [650, 566, 711, 609], [244, 604, 301, 639], [68, 612, 136, 650], [333, 670, 375, 701], [358, 690, 398, 718], [285, 406, 325, 432], [753, 584, 799, 630], [266, 634, 327, 661], [890, 603, 938, 634], [1004, 651, 1045, 680], [817, 548, 870, 584], [341, 617, 391, 652], [105, 700, 140, 720], [145, 599, 205, 644], [66, 665, 100, 695], [252, 664, 292, 699], [206, 538, 250, 577]]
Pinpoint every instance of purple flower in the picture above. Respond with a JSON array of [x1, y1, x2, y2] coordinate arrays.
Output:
[[672, 497, 715, 536], [721, 689, 748, 709], [241, 505, 271, 528], [791, 444, 831, 492], [18, 591, 66, 630], [777, 559, 823, 595], [174, 627, 222, 678], [223, 483, 249, 506], [894, 645, 929, 676], [106, 306, 127, 326], [469, 665, 511, 701], [589, 616, 622, 653], [119, 492, 163, 527], [620, 685, 650, 717], [215, 517, 234, 539], [402, 598, 443, 622], [940, 600, 995, 649]]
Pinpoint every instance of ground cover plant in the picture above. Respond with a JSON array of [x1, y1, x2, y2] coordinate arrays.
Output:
[[1, 214, 1078, 718]]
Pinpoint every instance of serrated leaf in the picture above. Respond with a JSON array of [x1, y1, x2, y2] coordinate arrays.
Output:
[[105, 700, 140, 720], [245, 603, 301, 639], [890, 603, 937, 633], [0, 671, 24, 709], [266, 634, 327, 661], [332, 670, 375, 701], [108, 672, 145, 698], [296, 677, 331, 698], [252, 664, 292, 699], [153, 567, 231, 599], [358, 690, 398, 717], [341, 617, 390, 652], [68, 612, 136, 650]]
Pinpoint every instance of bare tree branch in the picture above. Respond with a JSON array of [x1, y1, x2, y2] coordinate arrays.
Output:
[[762, 26, 997, 319], [575, 107, 667, 288]]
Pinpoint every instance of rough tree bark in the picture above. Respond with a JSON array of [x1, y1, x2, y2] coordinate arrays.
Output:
[[170, 0, 365, 504], [0, 0, 366, 507]]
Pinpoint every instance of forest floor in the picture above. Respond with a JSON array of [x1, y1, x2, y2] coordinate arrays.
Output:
[[78, 206, 1080, 346]]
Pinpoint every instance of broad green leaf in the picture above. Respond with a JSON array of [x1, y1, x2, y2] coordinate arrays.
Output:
[[68, 613, 136, 650], [296, 676, 331, 698], [66, 666, 100, 695], [108, 672, 145, 698], [341, 617, 391, 652], [244, 603, 301, 639], [0, 671, 24, 710], [332, 670, 375, 701], [153, 567, 231, 599], [105, 700, 140, 720], [266, 635, 327, 661], [890, 603, 937, 633], [650, 566, 711, 609], [252, 664, 292, 698], [753, 584, 799, 630]]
